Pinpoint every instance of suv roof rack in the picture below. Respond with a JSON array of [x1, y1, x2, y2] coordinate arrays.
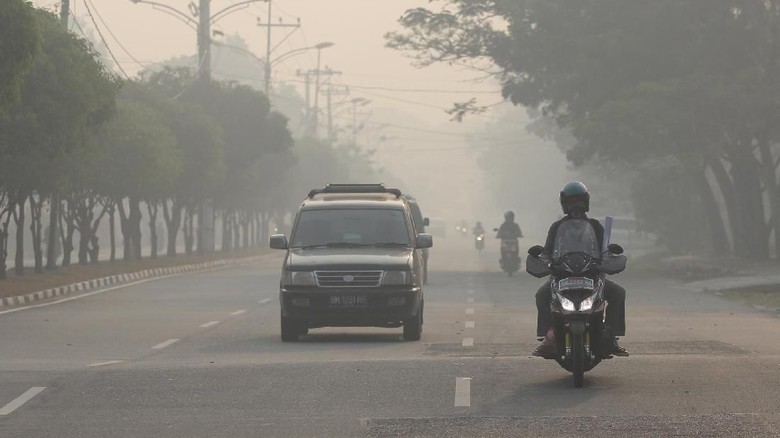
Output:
[[308, 183, 403, 199]]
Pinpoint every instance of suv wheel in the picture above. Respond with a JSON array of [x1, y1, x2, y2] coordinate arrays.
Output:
[[403, 308, 423, 341], [281, 314, 300, 342]]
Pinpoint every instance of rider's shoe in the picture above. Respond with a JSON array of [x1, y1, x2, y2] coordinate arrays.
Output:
[[611, 338, 629, 357], [532, 330, 557, 359]]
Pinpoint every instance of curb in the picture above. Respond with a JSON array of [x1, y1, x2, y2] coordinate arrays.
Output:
[[0, 256, 263, 310]]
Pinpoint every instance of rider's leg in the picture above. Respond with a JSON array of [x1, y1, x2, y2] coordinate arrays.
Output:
[[604, 279, 628, 356], [535, 280, 553, 338]]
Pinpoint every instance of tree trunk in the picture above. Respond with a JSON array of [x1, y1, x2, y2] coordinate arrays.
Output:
[[162, 200, 182, 257], [28, 194, 44, 274], [728, 150, 768, 258], [221, 211, 231, 252], [695, 164, 731, 254], [129, 197, 142, 260], [117, 199, 132, 261], [14, 196, 26, 276], [183, 207, 194, 255], [0, 198, 14, 281], [147, 201, 159, 259], [758, 135, 780, 259], [46, 192, 59, 270], [109, 203, 116, 262]]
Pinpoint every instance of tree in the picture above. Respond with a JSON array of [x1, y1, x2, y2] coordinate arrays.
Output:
[[0, 0, 40, 116], [388, 0, 780, 258]]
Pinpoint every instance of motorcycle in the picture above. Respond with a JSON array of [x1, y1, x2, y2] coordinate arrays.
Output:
[[494, 229, 520, 276], [525, 219, 627, 388], [474, 233, 485, 251]]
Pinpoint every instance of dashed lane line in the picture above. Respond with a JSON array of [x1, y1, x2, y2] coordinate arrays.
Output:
[[258, 298, 273, 306], [466, 297, 475, 304], [152, 338, 180, 350], [231, 309, 248, 315], [466, 308, 474, 315], [454, 378, 471, 407], [462, 338, 474, 347], [87, 360, 124, 367], [0, 387, 46, 416], [199, 321, 220, 328], [465, 321, 475, 328]]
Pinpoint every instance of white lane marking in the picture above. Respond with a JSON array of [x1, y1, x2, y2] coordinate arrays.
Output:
[[231, 309, 247, 316], [466, 308, 474, 315], [199, 321, 220, 328], [87, 360, 124, 367], [152, 338, 180, 350], [454, 378, 471, 407], [465, 321, 475, 328], [466, 297, 474, 303], [258, 298, 273, 306], [462, 338, 474, 347], [0, 264, 239, 316], [467, 289, 474, 295], [0, 387, 46, 416]]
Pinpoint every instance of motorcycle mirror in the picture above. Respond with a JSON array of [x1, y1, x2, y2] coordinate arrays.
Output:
[[493, 228, 498, 232], [528, 245, 544, 257], [607, 243, 624, 255]]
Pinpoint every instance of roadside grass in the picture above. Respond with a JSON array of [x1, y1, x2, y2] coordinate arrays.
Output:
[[0, 248, 273, 300], [708, 285, 780, 312]]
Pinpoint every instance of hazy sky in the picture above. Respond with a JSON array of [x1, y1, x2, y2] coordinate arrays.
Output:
[[33, 0, 570, 230]]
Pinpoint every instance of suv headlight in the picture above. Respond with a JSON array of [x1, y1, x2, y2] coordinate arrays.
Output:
[[382, 270, 410, 285], [282, 271, 316, 287]]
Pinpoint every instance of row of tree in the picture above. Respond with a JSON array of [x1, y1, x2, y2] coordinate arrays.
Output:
[[0, 3, 379, 280], [388, 0, 780, 258]]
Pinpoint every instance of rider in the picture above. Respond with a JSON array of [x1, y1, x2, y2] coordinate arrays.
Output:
[[496, 211, 522, 240], [473, 221, 485, 236], [532, 182, 629, 359]]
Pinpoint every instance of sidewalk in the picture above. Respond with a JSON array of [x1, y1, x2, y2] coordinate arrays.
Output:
[[683, 273, 780, 292]]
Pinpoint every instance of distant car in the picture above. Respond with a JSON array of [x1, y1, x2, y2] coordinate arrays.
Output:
[[270, 184, 433, 342]]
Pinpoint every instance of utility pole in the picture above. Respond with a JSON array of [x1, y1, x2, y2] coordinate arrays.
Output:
[[197, 0, 211, 82], [257, 0, 300, 95], [47, 0, 70, 270], [325, 83, 349, 142], [311, 67, 341, 137], [296, 69, 312, 136]]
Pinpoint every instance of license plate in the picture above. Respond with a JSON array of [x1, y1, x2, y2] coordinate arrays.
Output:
[[330, 295, 368, 308], [558, 277, 595, 291]]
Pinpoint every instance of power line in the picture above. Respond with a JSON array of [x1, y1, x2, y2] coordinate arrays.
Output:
[[347, 84, 498, 94], [82, 0, 129, 79], [86, 0, 146, 67]]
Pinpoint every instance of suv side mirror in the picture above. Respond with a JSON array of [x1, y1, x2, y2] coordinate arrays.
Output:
[[608, 243, 624, 255], [269, 234, 288, 250], [528, 245, 544, 257], [416, 233, 433, 249], [423, 217, 430, 227]]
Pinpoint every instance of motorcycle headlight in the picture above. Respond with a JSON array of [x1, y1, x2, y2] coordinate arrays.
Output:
[[557, 294, 576, 312], [580, 290, 599, 311], [283, 271, 316, 287], [383, 270, 410, 285]]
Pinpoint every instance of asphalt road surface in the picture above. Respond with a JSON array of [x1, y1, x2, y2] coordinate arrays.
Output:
[[1, 237, 779, 437]]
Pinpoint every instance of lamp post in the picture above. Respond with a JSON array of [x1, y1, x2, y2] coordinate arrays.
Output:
[[312, 42, 335, 137]]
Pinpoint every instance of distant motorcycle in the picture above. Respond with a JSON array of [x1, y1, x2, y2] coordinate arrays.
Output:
[[494, 228, 520, 276], [475, 233, 485, 251], [526, 218, 627, 388]]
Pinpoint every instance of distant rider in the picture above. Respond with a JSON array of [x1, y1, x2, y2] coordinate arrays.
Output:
[[473, 221, 485, 236], [496, 211, 522, 240], [532, 182, 629, 358]]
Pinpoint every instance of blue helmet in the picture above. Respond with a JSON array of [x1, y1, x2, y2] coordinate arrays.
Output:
[[559, 181, 590, 214]]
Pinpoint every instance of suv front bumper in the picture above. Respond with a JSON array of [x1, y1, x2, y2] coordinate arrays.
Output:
[[280, 286, 422, 327]]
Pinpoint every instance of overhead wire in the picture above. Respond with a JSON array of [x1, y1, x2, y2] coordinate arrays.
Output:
[[82, 0, 129, 79], [86, 0, 147, 68]]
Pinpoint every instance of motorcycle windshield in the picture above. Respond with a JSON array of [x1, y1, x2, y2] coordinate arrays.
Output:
[[553, 219, 599, 259]]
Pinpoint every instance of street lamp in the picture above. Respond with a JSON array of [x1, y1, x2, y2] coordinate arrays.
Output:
[[265, 41, 334, 95]]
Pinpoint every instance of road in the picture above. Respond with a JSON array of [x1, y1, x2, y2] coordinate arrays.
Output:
[[0, 236, 778, 437]]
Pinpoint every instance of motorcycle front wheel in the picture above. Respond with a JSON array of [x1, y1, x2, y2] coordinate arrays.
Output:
[[572, 332, 585, 388]]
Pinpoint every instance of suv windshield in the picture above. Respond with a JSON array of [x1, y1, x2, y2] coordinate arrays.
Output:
[[290, 208, 412, 248]]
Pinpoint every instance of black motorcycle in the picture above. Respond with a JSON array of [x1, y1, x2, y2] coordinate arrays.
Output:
[[525, 219, 627, 387], [494, 231, 520, 276], [475, 232, 485, 251]]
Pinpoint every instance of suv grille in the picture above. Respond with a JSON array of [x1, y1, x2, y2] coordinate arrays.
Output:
[[315, 271, 383, 287]]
